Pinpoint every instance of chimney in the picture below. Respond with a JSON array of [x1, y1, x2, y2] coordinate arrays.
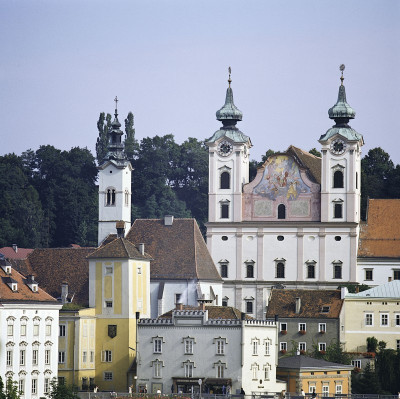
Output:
[[138, 243, 145, 256], [116, 221, 125, 238], [274, 315, 279, 322], [341, 286, 348, 299], [176, 303, 183, 310], [164, 215, 174, 226], [295, 297, 301, 314], [388, 277, 392, 282], [61, 282, 69, 304], [12, 244, 18, 253], [355, 285, 360, 293]]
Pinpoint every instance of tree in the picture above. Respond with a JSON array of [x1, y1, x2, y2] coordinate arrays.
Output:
[[95, 112, 112, 163], [309, 148, 321, 157], [367, 336, 378, 353], [352, 363, 381, 394], [45, 378, 78, 399], [124, 111, 138, 162], [310, 340, 351, 364], [4, 378, 20, 399]]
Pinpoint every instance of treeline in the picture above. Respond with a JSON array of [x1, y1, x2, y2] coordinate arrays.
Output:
[[1, 111, 400, 249]]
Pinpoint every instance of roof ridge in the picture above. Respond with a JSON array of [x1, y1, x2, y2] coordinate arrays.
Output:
[[193, 219, 199, 279], [120, 237, 131, 258]]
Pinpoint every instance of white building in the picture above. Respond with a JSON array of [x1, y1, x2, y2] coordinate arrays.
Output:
[[0, 254, 62, 398], [206, 69, 364, 318], [137, 305, 285, 395]]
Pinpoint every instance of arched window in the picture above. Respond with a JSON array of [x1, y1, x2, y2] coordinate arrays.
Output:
[[220, 172, 230, 189], [106, 188, 116, 206], [278, 204, 286, 219], [333, 170, 344, 188], [246, 262, 254, 278], [276, 262, 285, 278]]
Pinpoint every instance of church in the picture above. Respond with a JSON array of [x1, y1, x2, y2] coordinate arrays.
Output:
[[205, 67, 364, 318]]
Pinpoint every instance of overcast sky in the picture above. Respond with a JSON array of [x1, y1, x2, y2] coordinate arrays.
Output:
[[1, 1, 399, 165]]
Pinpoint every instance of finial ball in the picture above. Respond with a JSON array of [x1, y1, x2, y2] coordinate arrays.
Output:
[[339, 64, 345, 72]]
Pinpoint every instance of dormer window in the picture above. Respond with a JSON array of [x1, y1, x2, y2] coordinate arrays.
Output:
[[321, 306, 330, 313], [26, 275, 39, 292], [6, 278, 18, 292], [11, 283, 18, 291], [5, 265, 11, 274]]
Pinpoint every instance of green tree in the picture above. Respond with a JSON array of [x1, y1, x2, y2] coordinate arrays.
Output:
[[309, 148, 322, 157], [310, 340, 351, 364], [95, 112, 112, 163], [45, 378, 78, 399], [0, 376, 6, 399], [352, 363, 382, 394], [367, 336, 378, 353], [124, 111, 138, 162], [5, 378, 20, 399]]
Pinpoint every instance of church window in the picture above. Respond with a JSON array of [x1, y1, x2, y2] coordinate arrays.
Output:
[[333, 170, 344, 188], [245, 261, 255, 278], [220, 263, 228, 278], [276, 262, 285, 278], [277, 235, 284, 241], [278, 204, 286, 219], [333, 262, 342, 279], [124, 190, 129, 206], [221, 203, 229, 219], [393, 270, 400, 280], [220, 172, 230, 189], [246, 300, 254, 314], [307, 264, 315, 279], [334, 203, 343, 218], [106, 188, 116, 206]]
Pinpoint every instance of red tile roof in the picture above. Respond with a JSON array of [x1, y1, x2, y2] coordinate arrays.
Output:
[[358, 199, 400, 258], [88, 237, 152, 260], [266, 289, 343, 319], [126, 219, 222, 281], [0, 246, 33, 260]]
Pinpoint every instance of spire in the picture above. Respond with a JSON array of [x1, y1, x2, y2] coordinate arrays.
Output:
[[216, 67, 243, 126], [328, 64, 356, 123]]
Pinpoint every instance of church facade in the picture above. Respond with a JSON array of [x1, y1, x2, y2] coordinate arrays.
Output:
[[206, 69, 364, 318]]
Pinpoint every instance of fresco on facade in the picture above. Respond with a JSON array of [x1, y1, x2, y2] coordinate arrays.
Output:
[[253, 155, 310, 200]]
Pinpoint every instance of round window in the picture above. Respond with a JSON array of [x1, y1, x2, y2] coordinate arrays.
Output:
[[335, 236, 341, 241], [221, 236, 228, 241], [277, 236, 284, 241]]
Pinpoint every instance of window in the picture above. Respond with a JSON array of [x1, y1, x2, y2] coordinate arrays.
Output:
[[58, 377, 65, 386], [265, 341, 271, 355], [175, 293, 181, 305], [184, 339, 193, 354], [83, 351, 87, 363], [396, 314, 400, 326], [246, 300, 253, 314], [365, 313, 373, 326], [45, 349, 50, 365], [299, 323, 306, 332], [394, 270, 400, 280], [336, 384, 342, 395], [252, 339, 259, 355], [319, 343, 326, 352], [102, 350, 112, 362], [104, 372, 113, 381], [7, 324, 13, 336], [299, 342, 306, 351], [18, 380, 24, 395], [246, 262, 254, 278], [397, 340, 400, 350], [333, 263, 342, 279], [221, 203, 229, 219], [106, 188, 116, 206], [263, 364, 270, 380], [276, 262, 285, 278], [352, 360, 361, 368], [278, 204, 286, 219], [154, 338, 162, 353], [58, 351, 65, 364], [280, 323, 287, 332], [222, 297, 228, 307], [220, 172, 230, 189], [280, 342, 287, 351], [20, 324, 26, 336], [251, 364, 258, 380], [277, 235, 284, 241], [105, 266, 113, 274], [365, 269, 373, 281], [322, 385, 329, 397], [32, 379, 37, 395], [20, 350, 25, 366], [59, 324, 66, 337], [32, 349, 38, 365], [217, 364, 224, 378], [6, 350, 12, 366], [220, 263, 228, 278], [153, 360, 162, 378], [216, 339, 225, 355], [105, 301, 113, 308], [125, 190, 129, 206], [46, 324, 52, 336], [184, 362, 194, 378], [307, 263, 315, 279], [33, 324, 39, 336], [321, 306, 330, 313], [333, 170, 344, 188], [90, 351, 94, 363], [44, 378, 50, 394], [319, 323, 326, 333], [381, 313, 389, 326], [334, 203, 343, 218]]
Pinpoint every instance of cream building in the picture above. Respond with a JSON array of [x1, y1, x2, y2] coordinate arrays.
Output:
[[341, 280, 400, 352]]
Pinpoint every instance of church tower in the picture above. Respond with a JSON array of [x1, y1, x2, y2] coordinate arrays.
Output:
[[98, 98, 132, 245], [206, 69, 252, 223], [319, 66, 364, 223]]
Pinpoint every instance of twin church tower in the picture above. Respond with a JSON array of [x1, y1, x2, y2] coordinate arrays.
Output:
[[97, 67, 364, 319]]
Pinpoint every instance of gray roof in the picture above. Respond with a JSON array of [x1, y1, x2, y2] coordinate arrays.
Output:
[[346, 280, 400, 299], [319, 126, 363, 143], [207, 128, 250, 144], [216, 87, 243, 122], [278, 355, 353, 370], [328, 85, 356, 120]]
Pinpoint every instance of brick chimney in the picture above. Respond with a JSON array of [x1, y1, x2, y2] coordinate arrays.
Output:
[[12, 244, 18, 253], [295, 297, 301, 314], [164, 215, 174, 226]]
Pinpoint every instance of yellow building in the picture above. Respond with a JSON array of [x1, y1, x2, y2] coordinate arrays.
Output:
[[58, 307, 96, 390], [341, 280, 400, 352], [87, 236, 151, 392], [277, 355, 353, 395]]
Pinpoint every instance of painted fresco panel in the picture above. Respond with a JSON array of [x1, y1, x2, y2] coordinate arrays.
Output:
[[254, 200, 273, 217], [254, 156, 310, 200], [290, 200, 310, 216]]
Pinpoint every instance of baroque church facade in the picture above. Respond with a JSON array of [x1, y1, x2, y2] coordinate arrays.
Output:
[[206, 69, 364, 318]]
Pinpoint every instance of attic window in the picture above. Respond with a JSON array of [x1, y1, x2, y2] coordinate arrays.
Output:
[[11, 283, 18, 292], [32, 284, 38, 292], [5, 266, 11, 274], [321, 306, 330, 313]]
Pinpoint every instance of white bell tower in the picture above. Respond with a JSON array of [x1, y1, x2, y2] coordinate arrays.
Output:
[[206, 69, 252, 223], [319, 65, 364, 223], [98, 98, 132, 245]]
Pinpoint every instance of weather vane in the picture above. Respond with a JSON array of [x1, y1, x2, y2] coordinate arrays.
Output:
[[228, 66, 232, 88], [339, 64, 345, 85], [114, 96, 118, 111]]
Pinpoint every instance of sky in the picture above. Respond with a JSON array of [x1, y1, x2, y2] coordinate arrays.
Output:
[[1, 0, 399, 165]]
